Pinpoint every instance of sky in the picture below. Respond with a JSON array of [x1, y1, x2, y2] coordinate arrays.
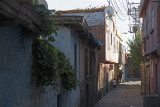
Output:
[[45, 0, 141, 48]]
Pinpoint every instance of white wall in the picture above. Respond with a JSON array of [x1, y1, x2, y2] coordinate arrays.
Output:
[[41, 26, 80, 107]]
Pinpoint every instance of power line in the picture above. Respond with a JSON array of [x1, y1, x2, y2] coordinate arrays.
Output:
[[142, 6, 159, 33], [112, 0, 127, 16], [117, 12, 127, 21], [126, 0, 129, 13], [119, 0, 127, 12], [110, 1, 127, 21], [121, 0, 128, 12]]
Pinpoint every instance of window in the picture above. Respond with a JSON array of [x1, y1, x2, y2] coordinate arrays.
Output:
[[92, 52, 96, 74], [155, 64, 158, 94], [149, 7, 154, 34], [151, 8, 154, 31], [144, 15, 149, 37], [144, 39, 146, 51], [74, 43, 77, 70], [85, 49, 88, 76], [107, 33, 110, 50], [57, 94, 62, 107], [111, 33, 112, 45], [114, 37, 116, 52], [117, 41, 119, 52], [89, 51, 92, 75], [113, 23, 115, 32], [151, 60, 153, 78]]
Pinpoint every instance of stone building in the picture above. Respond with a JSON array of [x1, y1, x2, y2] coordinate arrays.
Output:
[[49, 15, 103, 107]]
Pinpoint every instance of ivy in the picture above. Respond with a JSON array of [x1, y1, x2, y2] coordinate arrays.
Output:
[[58, 51, 78, 91], [32, 38, 58, 88], [32, 1, 79, 91]]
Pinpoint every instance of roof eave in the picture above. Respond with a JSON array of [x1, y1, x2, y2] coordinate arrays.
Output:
[[0, 0, 42, 35], [50, 15, 103, 47]]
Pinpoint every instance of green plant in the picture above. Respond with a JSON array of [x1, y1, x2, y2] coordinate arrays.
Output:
[[32, 38, 58, 88], [57, 51, 78, 91], [32, 1, 79, 91], [127, 31, 143, 68]]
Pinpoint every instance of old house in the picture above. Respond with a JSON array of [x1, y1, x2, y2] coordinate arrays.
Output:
[[113, 29, 124, 82], [0, 0, 43, 106], [49, 15, 103, 107], [58, 6, 123, 98], [139, 0, 160, 106]]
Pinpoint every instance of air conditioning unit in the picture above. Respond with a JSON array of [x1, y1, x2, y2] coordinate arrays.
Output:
[[149, 26, 154, 34], [133, 26, 138, 32], [145, 34, 149, 39], [142, 37, 145, 43]]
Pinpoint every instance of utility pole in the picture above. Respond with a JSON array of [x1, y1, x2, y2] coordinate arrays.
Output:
[[107, 0, 111, 6], [128, 2, 141, 39]]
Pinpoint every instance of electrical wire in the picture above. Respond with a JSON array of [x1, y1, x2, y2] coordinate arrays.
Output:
[[110, 0, 127, 21], [142, 6, 159, 33], [126, 0, 129, 12], [112, 0, 127, 16], [121, 0, 128, 12]]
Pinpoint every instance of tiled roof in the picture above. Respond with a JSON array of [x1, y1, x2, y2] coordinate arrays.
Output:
[[58, 7, 106, 14]]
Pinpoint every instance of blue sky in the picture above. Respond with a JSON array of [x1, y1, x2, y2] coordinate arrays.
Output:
[[46, 0, 141, 47]]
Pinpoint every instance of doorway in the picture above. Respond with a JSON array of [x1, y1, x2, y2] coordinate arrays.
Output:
[[155, 64, 158, 94]]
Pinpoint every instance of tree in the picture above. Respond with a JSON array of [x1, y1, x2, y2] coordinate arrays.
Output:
[[127, 31, 143, 68]]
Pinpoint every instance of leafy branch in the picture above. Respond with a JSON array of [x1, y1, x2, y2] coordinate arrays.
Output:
[[127, 31, 143, 68], [32, 0, 79, 91]]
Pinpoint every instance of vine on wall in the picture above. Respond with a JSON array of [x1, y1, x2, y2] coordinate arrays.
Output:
[[32, 0, 79, 91]]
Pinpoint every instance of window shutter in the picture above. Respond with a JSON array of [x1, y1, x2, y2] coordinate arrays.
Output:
[[107, 34, 110, 50], [149, 7, 151, 33], [149, 7, 154, 34], [143, 17, 146, 36], [146, 15, 149, 35], [151, 8, 154, 30]]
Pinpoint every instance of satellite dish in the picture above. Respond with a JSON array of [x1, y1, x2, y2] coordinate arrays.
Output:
[[105, 6, 114, 18]]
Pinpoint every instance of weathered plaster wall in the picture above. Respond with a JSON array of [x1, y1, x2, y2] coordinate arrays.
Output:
[[79, 39, 99, 107], [105, 15, 118, 63], [69, 29, 80, 107], [47, 26, 80, 107], [0, 27, 40, 107]]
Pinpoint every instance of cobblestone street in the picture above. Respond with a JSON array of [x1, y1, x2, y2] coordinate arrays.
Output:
[[94, 78, 143, 107]]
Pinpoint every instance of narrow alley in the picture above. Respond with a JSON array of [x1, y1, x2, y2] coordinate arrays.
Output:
[[94, 78, 143, 107], [1, 0, 160, 107]]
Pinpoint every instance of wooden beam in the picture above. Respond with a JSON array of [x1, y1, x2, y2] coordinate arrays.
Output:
[[0, 19, 18, 27], [0, 2, 32, 24], [52, 21, 81, 25], [22, 28, 39, 38], [15, 0, 32, 3], [0, 0, 41, 26], [0, 1, 41, 33]]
